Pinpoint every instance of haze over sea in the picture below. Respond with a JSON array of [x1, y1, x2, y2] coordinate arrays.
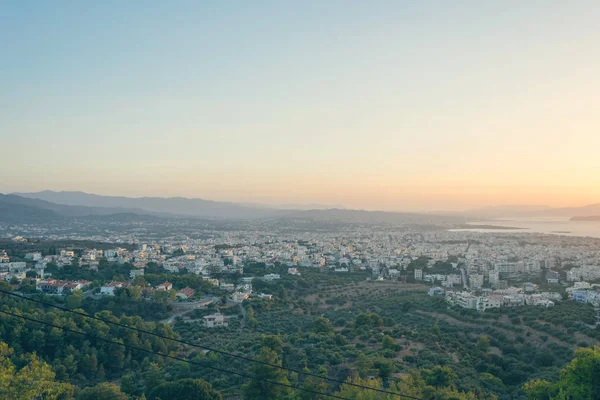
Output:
[[450, 217, 600, 239]]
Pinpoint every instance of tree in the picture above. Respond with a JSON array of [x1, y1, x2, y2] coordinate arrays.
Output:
[[423, 366, 456, 388], [476, 335, 491, 353], [299, 366, 329, 400], [66, 290, 83, 309], [149, 378, 222, 400], [313, 317, 334, 335], [242, 347, 292, 399], [554, 345, 600, 399], [523, 346, 600, 400], [144, 362, 166, 392], [382, 335, 398, 351], [26, 270, 38, 279], [77, 382, 127, 400], [0, 341, 74, 400], [523, 379, 554, 400], [120, 373, 139, 396]]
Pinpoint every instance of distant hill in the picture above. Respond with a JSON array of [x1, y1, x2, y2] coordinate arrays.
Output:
[[2, 194, 146, 217], [11, 191, 464, 224], [0, 194, 156, 223], [570, 215, 600, 221], [15, 190, 289, 219], [0, 195, 59, 223]]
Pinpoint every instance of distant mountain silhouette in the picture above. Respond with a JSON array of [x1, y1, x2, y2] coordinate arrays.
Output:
[[11, 191, 464, 224], [0, 195, 59, 223], [0, 194, 153, 223], [14, 190, 289, 219], [570, 215, 600, 221]]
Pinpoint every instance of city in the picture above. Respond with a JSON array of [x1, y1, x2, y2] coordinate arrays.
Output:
[[3, 1, 600, 399]]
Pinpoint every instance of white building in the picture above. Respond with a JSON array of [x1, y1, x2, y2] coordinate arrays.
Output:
[[203, 313, 229, 328], [414, 269, 423, 281], [232, 292, 249, 303], [100, 281, 128, 296], [263, 274, 280, 281]]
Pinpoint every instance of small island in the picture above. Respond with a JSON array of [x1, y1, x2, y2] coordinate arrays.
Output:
[[570, 215, 600, 221]]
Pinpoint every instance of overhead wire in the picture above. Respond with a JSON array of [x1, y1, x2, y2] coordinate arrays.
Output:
[[0, 289, 421, 399], [0, 309, 351, 400]]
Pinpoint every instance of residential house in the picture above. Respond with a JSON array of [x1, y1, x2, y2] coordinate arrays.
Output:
[[203, 313, 229, 328]]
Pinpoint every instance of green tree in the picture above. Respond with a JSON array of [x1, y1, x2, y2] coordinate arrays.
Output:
[[313, 317, 334, 335], [523, 346, 600, 400], [77, 382, 127, 400], [476, 335, 491, 353], [382, 335, 398, 351], [423, 366, 456, 388], [242, 347, 292, 400], [66, 290, 83, 309], [0, 341, 74, 400], [149, 378, 222, 400], [523, 379, 554, 400], [144, 362, 166, 392], [120, 373, 139, 396], [299, 366, 329, 400]]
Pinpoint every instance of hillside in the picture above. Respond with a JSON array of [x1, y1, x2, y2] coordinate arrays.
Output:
[[14, 191, 465, 224], [0, 194, 156, 223], [570, 215, 600, 221], [15, 190, 290, 219], [0, 196, 58, 223]]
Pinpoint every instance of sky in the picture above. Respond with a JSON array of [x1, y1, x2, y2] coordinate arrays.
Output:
[[1, 1, 599, 211]]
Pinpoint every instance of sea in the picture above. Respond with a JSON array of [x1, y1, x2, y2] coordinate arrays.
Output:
[[449, 217, 600, 239]]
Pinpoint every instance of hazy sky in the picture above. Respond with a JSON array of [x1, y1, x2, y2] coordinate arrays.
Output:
[[2, 1, 599, 211]]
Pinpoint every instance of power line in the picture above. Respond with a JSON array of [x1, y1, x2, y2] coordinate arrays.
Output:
[[0, 309, 351, 400], [0, 289, 420, 399]]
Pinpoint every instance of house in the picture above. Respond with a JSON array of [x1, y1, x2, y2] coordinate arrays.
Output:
[[220, 283, 235, 292], [203, 313, 229, 328], [478, 296, 502, 311], [25, 252, 42, 261], [100, 281, 129, 296], [428, 287, 445, 296], [502, 295, 525, 307], [176, 287, 196, 300], [523, 282, 536, 293], [156, 282, 173, 291], [263, 274, 280, 281], [288, 268, 301, 276], [257, 293, 273, 300], [130, 269, 144, 279], [232, 292, 249, 303], [8, 262, 27, 273], [37, 279, 90, 294]]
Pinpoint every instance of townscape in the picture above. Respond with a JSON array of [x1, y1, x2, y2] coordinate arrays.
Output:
[[3, 2, 600, 398], [1, 214, 599, 399]]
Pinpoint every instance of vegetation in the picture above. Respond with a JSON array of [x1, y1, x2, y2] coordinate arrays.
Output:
[[1, 261, 599, 399]]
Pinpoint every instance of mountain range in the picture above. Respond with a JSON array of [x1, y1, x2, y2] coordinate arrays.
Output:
[[3, 191, 464, 225], [4, 190, 599, 225]]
